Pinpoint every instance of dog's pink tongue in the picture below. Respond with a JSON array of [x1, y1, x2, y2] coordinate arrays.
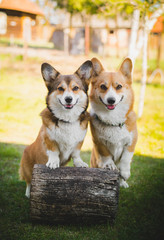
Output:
[[66, 104, 72, 108], [107, 105, 115, 110]]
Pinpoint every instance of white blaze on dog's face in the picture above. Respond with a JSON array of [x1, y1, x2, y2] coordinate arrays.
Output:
[[41, 61, 92, 122], [90, 58, 134, 124]]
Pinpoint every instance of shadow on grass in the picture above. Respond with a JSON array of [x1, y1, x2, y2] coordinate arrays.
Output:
[[0, 142, 164, 240], [115, 154, 164, 240]]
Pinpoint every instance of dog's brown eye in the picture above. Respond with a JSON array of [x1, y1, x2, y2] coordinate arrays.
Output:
[[72, 86, 79, 91], [116, 84, 122, 90], [58, 87, 64, 92], [100, 84, 107, 91]]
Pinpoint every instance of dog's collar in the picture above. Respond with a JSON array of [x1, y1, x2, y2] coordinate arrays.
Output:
[[93, 114, 125, 128]]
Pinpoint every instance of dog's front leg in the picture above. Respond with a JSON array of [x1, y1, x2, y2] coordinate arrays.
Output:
[[46, 150, 60, 169], [118, 148, 134, 188], [99, 154, 117, 170], [25, 183, 31, 198], [72, 147, 88, 168]]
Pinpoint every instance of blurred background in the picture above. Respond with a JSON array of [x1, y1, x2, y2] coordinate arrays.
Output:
[[0, 0, 163, 153], [1, 0, 164, 59], [0, 1, 164, 239]]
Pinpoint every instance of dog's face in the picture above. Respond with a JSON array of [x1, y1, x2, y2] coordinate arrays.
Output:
[[90, 58, 134, 123], [41, 61, 93, 122]]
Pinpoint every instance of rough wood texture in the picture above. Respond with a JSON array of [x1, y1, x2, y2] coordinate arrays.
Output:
[[30, 164, 120, 224]]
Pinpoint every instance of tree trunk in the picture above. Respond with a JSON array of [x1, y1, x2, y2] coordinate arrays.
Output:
[[85, 15, 90, 56], [128, 8, 140, 62], [64, 28, 69, 55], [30, 164, 120, 224], [137, 5, 164, 118], [138, 14, 148, 119], [85, 22, 90, 56], [135, 4, 164, 60], [157, 33, 162, 68], [69, 13, 73, 55], [115, 10, 119, 58]]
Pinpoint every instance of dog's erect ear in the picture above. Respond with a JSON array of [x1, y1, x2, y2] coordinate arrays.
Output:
[[119, 58, 133, 83], [41, 63, 60, 90], [91, 58, 104, 76], [75, 60, 93, 85]]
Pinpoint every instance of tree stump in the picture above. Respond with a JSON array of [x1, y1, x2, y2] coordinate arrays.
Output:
[[30, 164, 120, 224]]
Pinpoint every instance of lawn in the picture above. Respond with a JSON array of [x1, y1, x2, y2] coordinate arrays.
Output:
[[0, 51, 164, 240]]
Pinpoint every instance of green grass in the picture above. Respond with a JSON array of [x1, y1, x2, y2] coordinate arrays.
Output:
[[0, 53, 164, 240], [0, 37, 54, 49], [0, 144, 163, 240]]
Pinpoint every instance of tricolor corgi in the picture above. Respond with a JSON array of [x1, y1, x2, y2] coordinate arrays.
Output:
[[19, 60, 93, 198], [89, 57, 138, 188]]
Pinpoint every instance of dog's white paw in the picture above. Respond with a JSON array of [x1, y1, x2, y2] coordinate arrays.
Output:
[[74, 159, 88, 168], [118, 162, 130, 180], [119, 179, 129, 188], [25, 192, 30, 198], [25, 184, 31, 198], [46, 159, 59, 169], [120, 170, 130, 180], [102, 161, 117, 170], [46, 150, 60, 169]]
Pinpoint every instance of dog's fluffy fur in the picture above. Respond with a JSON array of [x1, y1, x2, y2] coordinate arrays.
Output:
[[89, 57, 138, 188], [19, 60, 93, 197]]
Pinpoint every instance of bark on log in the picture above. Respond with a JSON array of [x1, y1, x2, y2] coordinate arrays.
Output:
[[30, 164, 120, 224]]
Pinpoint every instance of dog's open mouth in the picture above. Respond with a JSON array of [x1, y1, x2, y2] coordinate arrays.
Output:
[[107, 105, 116, 110], [64, 104, 74, 109], [99, 96, 124, 110], [59, 99, 79, 110]]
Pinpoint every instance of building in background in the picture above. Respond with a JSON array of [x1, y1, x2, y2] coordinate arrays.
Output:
[[0, 0, 163, 57], [0, 0, 44, 42], [50, 11, 131, 56]]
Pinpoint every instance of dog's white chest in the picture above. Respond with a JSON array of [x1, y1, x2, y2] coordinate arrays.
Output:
[[46, 121, 86, 162], [93, 119, 133, 161]]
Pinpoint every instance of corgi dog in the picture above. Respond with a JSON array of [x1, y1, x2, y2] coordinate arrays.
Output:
[[89, 58, 138, 188], [19, 60, 93, 198]]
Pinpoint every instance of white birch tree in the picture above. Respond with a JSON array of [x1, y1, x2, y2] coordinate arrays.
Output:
[[128, 7, 140, 62], [138, 3, 164, 118], [138, 13, 148, 119]]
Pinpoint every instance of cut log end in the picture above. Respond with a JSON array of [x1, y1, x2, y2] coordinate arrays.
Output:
[[30, 164, 120, 224]]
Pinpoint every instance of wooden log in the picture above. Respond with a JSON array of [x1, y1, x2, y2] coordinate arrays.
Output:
[[30, 164, 120, 224]]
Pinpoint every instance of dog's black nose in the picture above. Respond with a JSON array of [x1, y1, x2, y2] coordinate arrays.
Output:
[[65, 96, 73, 104], [107, 97, 116, 105]]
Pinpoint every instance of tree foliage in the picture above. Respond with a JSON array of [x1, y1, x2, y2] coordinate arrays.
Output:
[[55, 0, 84, 14], [54, 0, 162, 17], [54, 0, 134, 19]]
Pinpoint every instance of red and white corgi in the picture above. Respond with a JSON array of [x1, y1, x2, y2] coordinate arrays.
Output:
[[19, 60, 93, 198], [89, 57, 138, 188]]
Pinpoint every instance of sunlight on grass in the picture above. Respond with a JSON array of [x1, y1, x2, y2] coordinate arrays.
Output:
[[0, 54, 163, 159], [0, 61, 46, 144], [0, 53, 164, 240]]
